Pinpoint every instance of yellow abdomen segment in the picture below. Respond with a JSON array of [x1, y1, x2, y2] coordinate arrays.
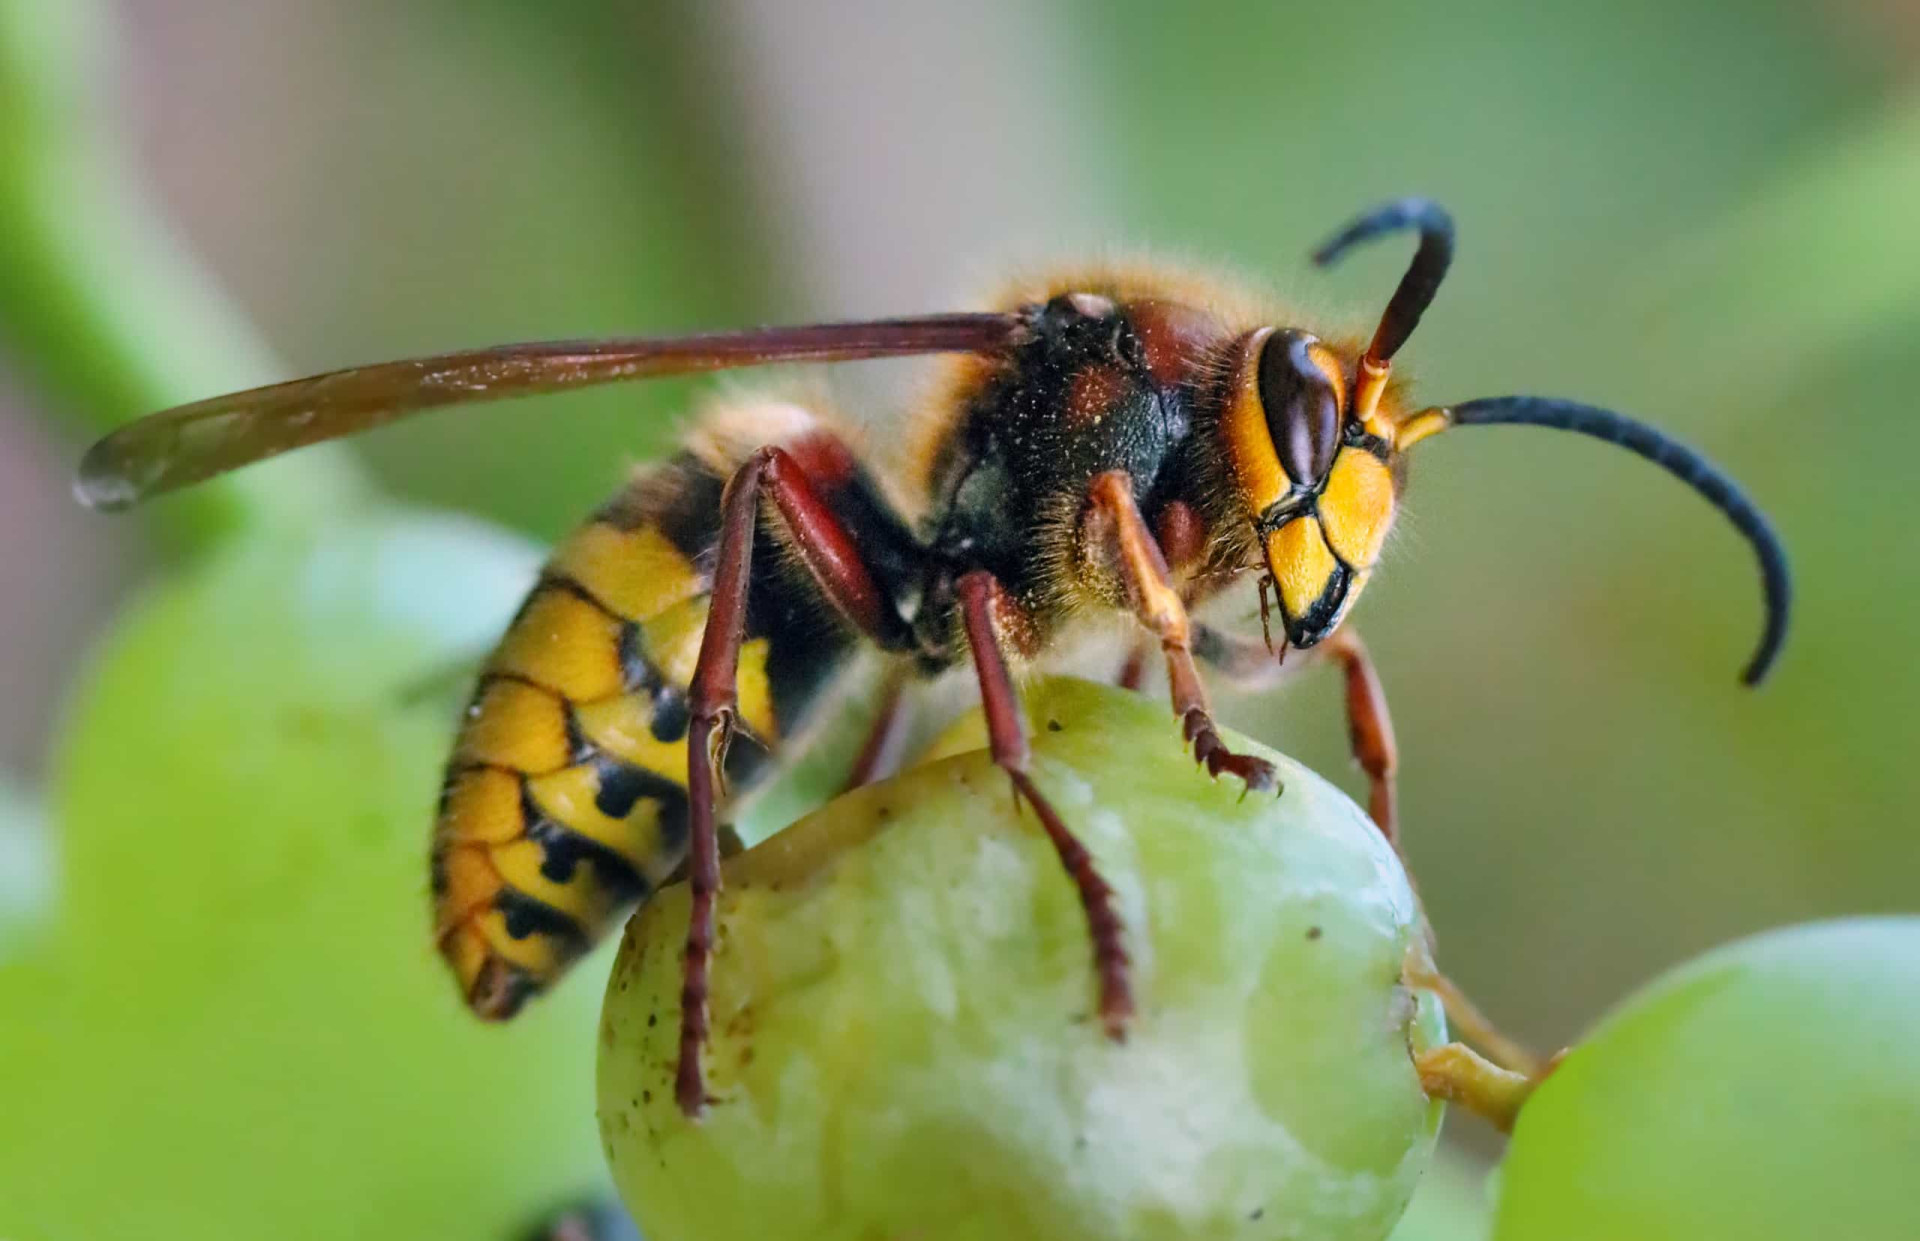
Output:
[[430, 481, 783, 1018]]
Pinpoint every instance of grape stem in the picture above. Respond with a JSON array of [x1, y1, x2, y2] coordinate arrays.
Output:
[[1403, 945, 1558, 1131], [1406, 960, 1548, 1080], [1415, 1044, 1536, 1134]]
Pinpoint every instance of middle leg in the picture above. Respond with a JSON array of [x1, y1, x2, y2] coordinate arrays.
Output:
[[956, 569, 1134, 1039]]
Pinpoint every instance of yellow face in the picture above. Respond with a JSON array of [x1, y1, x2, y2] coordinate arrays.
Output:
[[1219, 328, 1399, 647]]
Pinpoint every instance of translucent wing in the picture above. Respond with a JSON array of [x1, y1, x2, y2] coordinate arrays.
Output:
[[76, 313, 1027, 510]]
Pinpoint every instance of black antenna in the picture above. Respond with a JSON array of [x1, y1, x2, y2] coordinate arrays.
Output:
[[1311, 197, 1456, 365], [1449, 396, 1790, 686]]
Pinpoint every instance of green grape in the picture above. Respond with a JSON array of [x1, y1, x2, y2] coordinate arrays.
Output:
[[1386, 1151, 1492, 1241], [0, 511, 612, 1241], [599, 677, 1446, 1241], [1494, 917, 1920, 1240]]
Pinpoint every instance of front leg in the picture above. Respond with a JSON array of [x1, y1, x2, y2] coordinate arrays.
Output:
[[1193, 622, 1397, 845], [1084, 471, 1278, 796]]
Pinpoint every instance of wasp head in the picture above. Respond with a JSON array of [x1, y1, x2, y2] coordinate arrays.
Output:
[[1206, 196, 1786, 685], [1217, 326, 1402, 649]]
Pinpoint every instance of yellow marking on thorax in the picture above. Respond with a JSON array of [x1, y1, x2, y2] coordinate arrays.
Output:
[[456, 678, 572, 774], [549, 521, 705, 622], [489, 586, 625, 702]]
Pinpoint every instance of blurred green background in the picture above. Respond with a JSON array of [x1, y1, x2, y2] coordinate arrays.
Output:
[[1, 0, 1915, 1237]]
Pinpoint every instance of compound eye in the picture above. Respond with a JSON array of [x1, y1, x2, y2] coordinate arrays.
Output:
[[1257, 329, 1342, 487]]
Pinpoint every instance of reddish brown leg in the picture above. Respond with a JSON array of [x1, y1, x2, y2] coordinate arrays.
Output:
[[679, 445, 896, 1117], [1317, 629, 1398, 845], [840, 668, 911, 792], [1118, 498, 1208, 694], [1115, 640, 1152, 692], [956, 570, 1134, 1039], [1085, 471, 1277, 795], [1190, 622, 1398, 843]]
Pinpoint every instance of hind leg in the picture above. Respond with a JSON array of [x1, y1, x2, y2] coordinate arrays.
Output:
[[678, 442, 913, 1116]]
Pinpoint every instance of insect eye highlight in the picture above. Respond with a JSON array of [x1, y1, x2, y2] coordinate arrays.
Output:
[[1257, 330, 1342, 487]]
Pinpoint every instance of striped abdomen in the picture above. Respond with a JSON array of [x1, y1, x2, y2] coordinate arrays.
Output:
[[431, 415, 887, 1017]]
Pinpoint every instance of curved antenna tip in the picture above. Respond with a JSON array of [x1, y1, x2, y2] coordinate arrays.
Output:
[[1447, 395, 1790, 691], [1309, 196, 1455, 269], [1738, 560, 1791, 688]]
